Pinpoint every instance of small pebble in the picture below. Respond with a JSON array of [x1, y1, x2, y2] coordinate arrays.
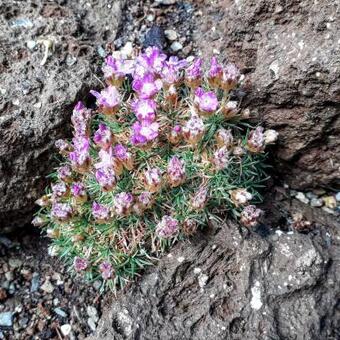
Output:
[[40, 280, 54, 294], [54, 308, 67, 318], [198, 273, 209, 289], [61, 324, 72, 336], [87, 318, 97, 332], [9, 258, 23, 268], [0, 312, 13, 327], [93, 280, 102, 291], [322, 207, 336, 215], [323, 196, 336, 209], [170, 41, 183, 52], [306, 192, 317, 199], [146, 14, 155, 22], [310, 198, 323, 207], [295, 192, 309, 204], [26, 40, 36, 50], [86, 306, 98, 322], [155, 0, 176, 4], [30, 272, 40, 292], [335, 192, 340, 202], [164, 29, 178, 41]]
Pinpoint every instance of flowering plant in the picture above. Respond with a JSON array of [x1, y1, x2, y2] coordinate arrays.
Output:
[[33, 47, 277, 291]]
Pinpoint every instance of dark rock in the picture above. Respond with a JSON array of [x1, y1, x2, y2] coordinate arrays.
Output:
[[194, 0, 340, 190], [143, 25, 166, 50], [88, 220, 339, 340], [0, 0, 125, 233]]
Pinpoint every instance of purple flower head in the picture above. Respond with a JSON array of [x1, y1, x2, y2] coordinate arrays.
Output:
[[57, 165, 72, 182], [191, 186, 208, 210], [186, 58, 202, 84], [99, 261, 113, 280], [92, 202, 111, 221], [90, 86, 120, 113], [167, 156, 186, 187], [103, 56, 134, 81], [131, 121, 159, 146], [95, 166, 117, 191], [69, 136, 90, 171], [143, 167, 162, 192], [55, 139, 72, 154], [168, 124, 182, 144], [93, 124, 113, 150], [51, 203, 73, 221], [183, 114, 205, 144], [131, 99, 157, 122], [137, 47, 167, 74], [216, 128, 233, 148], [247, 127, 265, 153], [240, 205, 263, 227], [113, 144, 128, 161], [156, 215, 179, 239], [194, 87, 218, 114], [222, 63, 240, 90], [167, 56, 188, 70], [71, 182, 86, 198], [95, 147, 115, 169], [209, 56, 223, 79], [73, 257, 88, 272], [132, 73, 162, 99], [161, 64, 180, 86], [213, 146, 230, 170], [71, 101, 92, 136], [74, 101, 85, 111], [52, 182, 68, 198], [113, 192, 134, 216], [138, 191, 153, 207]]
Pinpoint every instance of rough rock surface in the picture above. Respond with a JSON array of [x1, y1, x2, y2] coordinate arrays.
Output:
[[0, 0, 125, 232], [194, 0, 340, 189], [89, 219, 339, 340]]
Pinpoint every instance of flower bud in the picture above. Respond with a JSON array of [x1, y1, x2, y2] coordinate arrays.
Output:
[[133, 192, 154, 215], [221, 63, 240, 91], [191, 186, 208, 210], [167, 156, 186, 187], [32, 216, 48, 227], [52, 182, 69, 199], [46, 228, 60, 239], [213, 146, 230, 170], [222, 101, 238, 119], [71, 182, 87, 203], [51, 203, 73, 222], [185, 58, 202, 88], [99, 261, 113, 280], [90, 86, 121, 115], [55, 139, 72, 155], [233, 146, 245, 157], [156, 215, 179, 239], [215, 128, 233, 148], [73, 257, 88, 272], [183, 115, 205, 145], [57, 165, 72, 183], [95, 167, 117, 192], [230, 188, 253, 207], [92, 202, 111, 224], [182, 219, 198, 236], [94, 124, 114, 150], [113, 144, 134, 171], [143, 168, 163, 193], [113, 192, 134, 216], [208, 56, 223, 87], [35, 195, 51, 207], [247, 127, 265, 153], [240, 205, 263, 227], [168, 125, 182, 145]]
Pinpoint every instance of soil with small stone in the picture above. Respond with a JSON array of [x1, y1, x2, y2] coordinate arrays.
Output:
[[0, 229, 105, 339]]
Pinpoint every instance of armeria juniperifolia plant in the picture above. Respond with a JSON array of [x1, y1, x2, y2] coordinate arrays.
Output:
[[33, 47, 278, 291]]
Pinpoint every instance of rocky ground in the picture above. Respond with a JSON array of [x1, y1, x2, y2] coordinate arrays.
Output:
[[0, 231, 104, 339], [0, 0, 339, 339]]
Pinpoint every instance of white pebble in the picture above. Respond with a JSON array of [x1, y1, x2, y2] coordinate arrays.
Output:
[[61, 324, 72, 336], [170, 42, 183, 52]]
